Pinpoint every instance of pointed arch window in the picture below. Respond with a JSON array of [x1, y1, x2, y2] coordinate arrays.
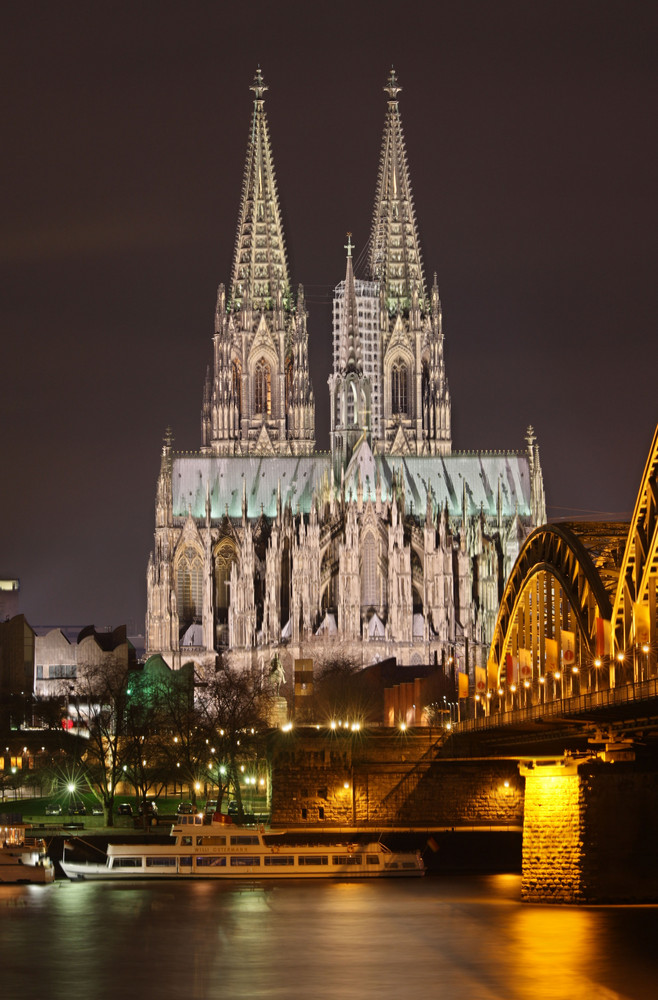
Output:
[[215, 541, 238, 625], [361, 534, 378, 607], [254, 358, 271, 415], [391, 360, 408, 415], [232, 359, 242, 415], [285, 354, 293, 406], [177, 549, 203, 625]]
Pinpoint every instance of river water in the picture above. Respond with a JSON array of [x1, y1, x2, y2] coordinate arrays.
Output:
[[2, 875, 657, 1000]]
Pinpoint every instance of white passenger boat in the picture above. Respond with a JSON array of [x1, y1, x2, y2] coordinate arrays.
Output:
[[0, 824, 55, 884], [60, 814, 425, 880]]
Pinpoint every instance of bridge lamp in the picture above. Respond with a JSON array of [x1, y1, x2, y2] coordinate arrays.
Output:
[[642, 644, 650, 654], [572, 666, 579, 674], [497, 687, 503, 695], [594, 658, 602, 668], [510, 684, 517, 693], [330, 720, 337, 730], [554, 672, 561, 681], [399, 721, 407, 731], [538, 676, 545, 685], [617, 652, 624, 663], [523, 681, 530, 688], [486, 691, 492, 699], [474, 694, 480, 702]]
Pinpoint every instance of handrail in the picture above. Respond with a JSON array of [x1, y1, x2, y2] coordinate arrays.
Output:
[[457, 678, 658, 733]]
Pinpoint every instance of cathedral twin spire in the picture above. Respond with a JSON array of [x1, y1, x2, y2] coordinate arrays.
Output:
[[203, 65, 450, 462], [230, 67, 290, 312], [369, 69, 427, 313]]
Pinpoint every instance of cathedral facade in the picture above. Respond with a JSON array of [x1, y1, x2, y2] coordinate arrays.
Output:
[[146, 69, 546, 679]]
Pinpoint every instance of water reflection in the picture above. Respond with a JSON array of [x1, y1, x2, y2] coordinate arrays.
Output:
[[1, 877, 657, 999]]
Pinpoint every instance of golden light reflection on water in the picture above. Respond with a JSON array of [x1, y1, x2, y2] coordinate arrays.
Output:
[[502, 905, 610, 1000], [2, 878, 658, 1000]]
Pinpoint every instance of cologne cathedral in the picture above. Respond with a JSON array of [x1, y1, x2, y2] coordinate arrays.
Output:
[[146, 69, 546, 679]]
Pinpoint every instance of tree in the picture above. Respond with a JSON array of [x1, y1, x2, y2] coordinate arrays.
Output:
[[70, 653, 137, 826], [198, 664, 272, 822]]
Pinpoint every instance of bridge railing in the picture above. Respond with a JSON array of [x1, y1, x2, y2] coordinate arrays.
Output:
[[457, 677, 658, 732]]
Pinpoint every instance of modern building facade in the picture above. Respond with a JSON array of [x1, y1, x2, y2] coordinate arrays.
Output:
[[146, 69, 546, 680]]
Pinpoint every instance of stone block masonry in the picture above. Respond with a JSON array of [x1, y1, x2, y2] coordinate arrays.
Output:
[[521, 757, 658, 904], [269, 729, 524, 829]]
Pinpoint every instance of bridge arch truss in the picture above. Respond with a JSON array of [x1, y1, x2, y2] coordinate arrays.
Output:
[[489, 524, 614, 705]]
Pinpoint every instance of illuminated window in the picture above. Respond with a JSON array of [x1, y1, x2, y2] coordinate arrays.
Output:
[[232, 359, 242, 414], [391, 360, 408, 415], [215, 541, 238, 623], [176, 549, 203, 624], [254, 358, 271, 415], [361, 534, 377, 606]]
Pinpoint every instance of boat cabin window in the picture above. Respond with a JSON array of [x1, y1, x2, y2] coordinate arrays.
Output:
[[180, 857, 192, 867], [264, 855, 294, 866], [196, 835, 226, 846], [366, 855, 380, 865], [332, 854, 362, 865], [230, 835, 259, 845], [181, 836, 193, 846], [195, 857, 227, 867], [298, 855, 328, 866], [113, 858, 142, 868], [230, 856, 261, 866], [146, 857, 176, 867]]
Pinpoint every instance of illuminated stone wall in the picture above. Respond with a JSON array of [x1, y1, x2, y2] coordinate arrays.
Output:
[[269, 729, 524, 828], [522, 759, 658, 904]]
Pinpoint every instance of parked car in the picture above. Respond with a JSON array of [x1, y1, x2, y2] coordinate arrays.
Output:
[[117, 803, 133, 816], [227, 800, 239, 817], [176, 801, 194, 815], [91, 804, 104, 816], [45, 803, 62, 816], [204, 799, 217, 817], [69, 801, 86, 815], [138, 800, 158, 817]]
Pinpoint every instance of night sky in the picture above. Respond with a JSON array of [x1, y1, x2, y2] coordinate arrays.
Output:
[[2, 1, 656, 635]]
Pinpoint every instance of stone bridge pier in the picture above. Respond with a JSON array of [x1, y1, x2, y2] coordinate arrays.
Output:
[[520, 754, 658, 904]]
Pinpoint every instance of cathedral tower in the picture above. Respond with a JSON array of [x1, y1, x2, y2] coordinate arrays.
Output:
[[201, 69, 314, 457], [369, 69, 451, 457]]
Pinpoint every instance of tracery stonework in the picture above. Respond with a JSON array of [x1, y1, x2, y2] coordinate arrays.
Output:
[[146, 69, 546, 679]]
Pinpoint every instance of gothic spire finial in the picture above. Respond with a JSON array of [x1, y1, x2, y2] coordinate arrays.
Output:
[[384, 67, 402, 101], [250, 66, 268, 102], [344, 232, 354, 259]]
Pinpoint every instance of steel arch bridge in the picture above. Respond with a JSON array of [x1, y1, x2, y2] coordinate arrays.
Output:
[[485, 425, 658, 712]]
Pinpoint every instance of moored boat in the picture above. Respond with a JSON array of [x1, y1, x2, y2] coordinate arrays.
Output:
[[60, 814, 425, 880], [0, 824, 55, 884]]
